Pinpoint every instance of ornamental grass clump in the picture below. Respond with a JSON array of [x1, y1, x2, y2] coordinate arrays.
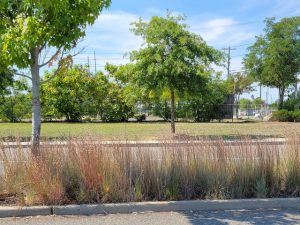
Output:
[[0, 135, 299, 205]]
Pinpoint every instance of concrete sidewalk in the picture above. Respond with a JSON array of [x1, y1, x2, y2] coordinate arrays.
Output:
[[1, 198, 300, 218]]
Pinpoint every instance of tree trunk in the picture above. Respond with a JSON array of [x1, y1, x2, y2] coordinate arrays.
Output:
[[31, 47, 41, 156], [170, 90, 176, 134], [278, 87, 285, 110]]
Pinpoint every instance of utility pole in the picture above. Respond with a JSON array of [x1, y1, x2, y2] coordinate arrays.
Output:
[[94, 51, 97, 74], [222, 46, 236, 79], [259, 84, 262, 99], [222, 46, 236, 122], [87, 56, 90, 72]]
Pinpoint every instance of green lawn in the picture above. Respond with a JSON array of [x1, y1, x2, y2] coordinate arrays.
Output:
[[0, 121, 299, 140]]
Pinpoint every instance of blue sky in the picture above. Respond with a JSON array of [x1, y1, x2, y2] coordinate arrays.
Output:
[[73, 0, 300, 103]]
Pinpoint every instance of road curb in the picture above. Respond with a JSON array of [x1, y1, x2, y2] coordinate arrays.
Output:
[[0, 206, 51, 218], [1, 198, 299, 218]]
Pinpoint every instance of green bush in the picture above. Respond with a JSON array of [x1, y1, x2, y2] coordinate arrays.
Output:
[[271, 110, 293, 122], [271, 110, 300, 122], [292, 111, 300, 122], [0, 95, 31, 122], [101, 103, 135, 122], [151, 101, 171, 121]]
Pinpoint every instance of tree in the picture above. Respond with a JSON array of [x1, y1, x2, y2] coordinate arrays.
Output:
[[149, 89, 174, 121], [244, 17, 300, 109], [131, 13, 223, 133], [227, 72, 253, 119], [239, 98, 253, 110], [0, 0, 111, 155], [102, 63, 137, 122], [0, 65, 13, 99], [0, 79, 31, 122], [41, 66, 109, 122], [186, 74, 230, 122], [101, 82, 136, 122]]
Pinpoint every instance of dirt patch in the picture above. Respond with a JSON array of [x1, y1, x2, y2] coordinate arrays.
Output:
[[0, 194, 18, 206]]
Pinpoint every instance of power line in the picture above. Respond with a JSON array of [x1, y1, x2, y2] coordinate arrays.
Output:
[[222, 46, 236, 78], [231, 54, 246, 58], [94, 51, 97, 74], [230, 69, 246, 73], [231, 43, 253, 48]]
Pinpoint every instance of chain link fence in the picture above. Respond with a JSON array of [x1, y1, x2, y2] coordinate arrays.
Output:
[[137, 103, 276, 122], [231, 104, 275, 120]]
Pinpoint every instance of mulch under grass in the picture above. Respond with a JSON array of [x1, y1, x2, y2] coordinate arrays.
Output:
[[0, 194, 18, 206]]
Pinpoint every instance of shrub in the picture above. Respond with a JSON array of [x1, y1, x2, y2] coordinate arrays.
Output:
[[0, 95, 31, 122], [151, 101, 171, 121], [271, 110, 300, 122], [292, 111, 300, 122], [270, 110, 293, 122]]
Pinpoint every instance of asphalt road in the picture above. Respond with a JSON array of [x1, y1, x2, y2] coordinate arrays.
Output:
[[1, 209, 300, 225]]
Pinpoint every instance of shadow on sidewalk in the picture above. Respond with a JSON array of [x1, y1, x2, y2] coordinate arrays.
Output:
[[180, 208, 300, 225]]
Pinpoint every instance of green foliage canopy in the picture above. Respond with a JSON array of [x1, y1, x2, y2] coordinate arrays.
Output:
[[130, 13, 223, 132], [0, 78, 31, 122], [244, 17, 300, 109], [41, 66, 109, 122], [131, 14, 223, 96], [0, 0, 111, 68]]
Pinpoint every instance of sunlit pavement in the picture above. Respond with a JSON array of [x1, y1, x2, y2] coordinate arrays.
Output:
[[1, 209, 300, 225]]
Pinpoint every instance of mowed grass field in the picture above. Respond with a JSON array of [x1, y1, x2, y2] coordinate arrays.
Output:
[[0, 121, 299, 140]]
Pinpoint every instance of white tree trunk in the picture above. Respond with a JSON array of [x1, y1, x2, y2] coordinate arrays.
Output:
[[31, 47, 41, 156]]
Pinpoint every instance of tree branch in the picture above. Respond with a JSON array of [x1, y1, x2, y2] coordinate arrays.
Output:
[[40, 47, 85, 85], [39, 47, 62, 68], [40, 65, 62, 85], [40, 51, 65, 85], [39, 42, 47, 54], [14, 72, 32, 80]]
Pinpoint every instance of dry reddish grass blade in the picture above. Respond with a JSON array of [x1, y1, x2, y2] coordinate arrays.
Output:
[[0, 135, 300, 206]]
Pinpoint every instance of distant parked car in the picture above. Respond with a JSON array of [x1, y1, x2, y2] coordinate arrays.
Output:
[[254, 113, 262, 119]]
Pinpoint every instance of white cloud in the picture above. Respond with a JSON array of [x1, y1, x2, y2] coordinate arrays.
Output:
[[188, 18, 255, 47], [240, 0, 300, 17], [270, 0, 300, 17], [72, 11, 144, 68], [81, 11, 143, 55], [76, 11, 256, 73]]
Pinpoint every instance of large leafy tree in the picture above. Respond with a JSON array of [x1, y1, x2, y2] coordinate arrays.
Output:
[[131, 14, 223, 133], [0, 0, 111, 154], [41, 66, 109, 122], [244, 17, 300, 109], [105, 63, 144, 105]]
